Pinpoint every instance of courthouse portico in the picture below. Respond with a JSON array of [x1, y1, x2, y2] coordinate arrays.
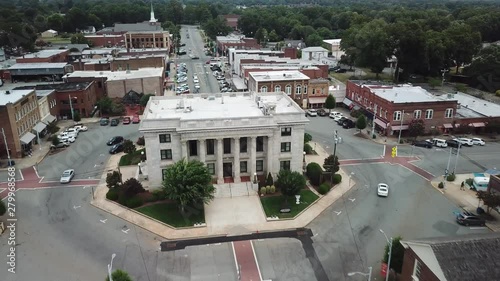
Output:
[[140, 92, 309, 188]]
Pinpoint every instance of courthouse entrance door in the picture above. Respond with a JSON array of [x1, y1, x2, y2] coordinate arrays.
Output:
[[223, 162, 232, 177]]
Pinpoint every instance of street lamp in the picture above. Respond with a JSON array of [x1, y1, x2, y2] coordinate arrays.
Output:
[[69, 94, 76, 120], [138, 163, 142, 175], [141, 151, 145, 162], [397, 110, 405, 145], [380, 229, 393, 281], [347, 266, 372, 281], [349, 172, 355, 187], [107, 253, 116, 281]]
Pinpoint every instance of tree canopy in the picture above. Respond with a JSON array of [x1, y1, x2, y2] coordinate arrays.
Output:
[[275, 170, 306, 200]]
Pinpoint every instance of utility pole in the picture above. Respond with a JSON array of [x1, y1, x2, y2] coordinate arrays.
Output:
[[1, 128, 12, 165], [453, 143, 462, 174], [69, 94, 75, 120]]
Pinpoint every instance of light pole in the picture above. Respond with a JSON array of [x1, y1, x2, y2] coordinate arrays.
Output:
[[397, 110, 405, 145], [453, 143, 462, 174], [380, 229, 393, 281], [331, 130, 340, 182], [349, 172, 355, 187], [69, 94, 75, 120], [347, 266, 372, 281], [107, 253, 116, 281], [1, 128, 12, 165]]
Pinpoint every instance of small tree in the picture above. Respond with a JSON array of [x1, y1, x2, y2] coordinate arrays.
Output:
[[106, 171, 122, 189], [123, 140, 136, 154], [73, 111, 81, 122], [306, 162, 323, 186], [265, 172, 274, 186], [136, 136, 145, 146], [323, 154, 340, 173], [121, 178, 145, 198], [140, 94, 155, 107], [477, 190, 500, 213], [275, 170, 305, 203], [408, 119, 425, 139], [51, 136, 60, 145], [383, 236, 405, 275], [97, 97, 113, 114], [304, 143, 313, 154], [105, 269, 133, 281], [111, 102, 125, 115], [356, 114, 367, 132], [304, 133, 312, 144], [324, 95, 336, 113], [0, 200, 6, 216]]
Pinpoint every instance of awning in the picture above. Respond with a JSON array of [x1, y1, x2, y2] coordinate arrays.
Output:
[[343, 98, 353, 107], [42, 114, 56, 124], [32, 122, 47, 133], [20, 132, 36, 144], [391, 125, 409, 130], [470, 122, 486, 128], [443, 123, 453, 129], [308, 97, 326, 104], [374, 118, 388, 129]]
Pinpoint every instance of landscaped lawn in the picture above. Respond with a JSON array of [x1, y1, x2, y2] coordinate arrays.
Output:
[[260, 189, 319, 219], [136, 202, 205, 227], [119, 148, 145, 166]]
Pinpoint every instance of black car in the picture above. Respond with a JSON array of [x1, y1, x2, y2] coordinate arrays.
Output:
[[446, 139, 462, 148], [317, 109, 328, 117], [107, 136, 124, 146], [109, 143, 124, 154], [336, 116, 347, 125], [329, 65, 341, 72], [412, 140, 433, 149], [100, 117, 109, 126], [456, 211, 486, 226], [110, 118, 120, 126], [342, 119, 356, 129], [335, 68, 348, 73]]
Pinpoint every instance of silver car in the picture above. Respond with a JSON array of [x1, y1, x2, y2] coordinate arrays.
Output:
[[60, 169, 75, 183]]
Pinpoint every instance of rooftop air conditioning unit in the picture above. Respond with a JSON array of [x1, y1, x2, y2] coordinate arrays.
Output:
[[208, 96, 216, 100]]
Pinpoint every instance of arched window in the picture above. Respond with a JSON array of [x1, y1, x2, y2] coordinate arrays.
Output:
[[296, 85, 302, 95], [274, 85, 281, 92], [261, 86, 268, 93], [285, 85, 292, 95]]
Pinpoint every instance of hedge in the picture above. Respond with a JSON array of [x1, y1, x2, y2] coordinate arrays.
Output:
[[318, 183, 331, 195], [126, 196, 143, 208], [106, 189, 119, 201], [306, 162, 323, 186]]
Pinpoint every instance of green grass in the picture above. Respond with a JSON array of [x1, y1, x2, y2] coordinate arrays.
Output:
[[119, 148, 145, 166], [136, 202, 205, 227], [40, 36, 71, 43], [260, 189, 319, 219], [330, 68, 393, 83]]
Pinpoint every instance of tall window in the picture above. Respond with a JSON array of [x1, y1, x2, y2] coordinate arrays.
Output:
[[412, 259, 422, 280], [304, 85, 308, 95], [159, 134, 171, 143], [393, 111, 402, 121], [425, 109, 433, 119], [380, 108, 383, 117], [296, 85, 302, 95], [312, 88, 316, 95], [274, 85, 281, 92], [207, 163, 215, 175], [281, 142, 291, 152], [445, 108, 453, 118], [260, 86, 268, 93], [256, 136, 264, 152], [223, 138, 231, 154], [256, 160, 264, 172], [189, 140, 198, 156], [160, 149, 172, 160], [281, 127, 292, 136], [280, 161, 291, 171], [240, 161, 247, 173], [413, 110, 421, 119], [240, 137, 247, 153], [285, 85, 292, 95], [206, 139, 215, 155]]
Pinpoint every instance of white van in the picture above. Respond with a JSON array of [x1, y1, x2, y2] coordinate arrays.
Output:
[[432, 138, 448, 148], [473, 176, 490, 191]]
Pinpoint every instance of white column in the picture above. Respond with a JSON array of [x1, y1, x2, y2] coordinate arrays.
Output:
[[267, 135, 274, 176], [250, 136, 256, 179], [216, 138, 224, 184], [181, 140, 187, 159], [233, 137, 240, 183], [199, 139, 206, 163]]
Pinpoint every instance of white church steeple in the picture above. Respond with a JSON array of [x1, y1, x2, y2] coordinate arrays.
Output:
[[149, 1, 157, 23]]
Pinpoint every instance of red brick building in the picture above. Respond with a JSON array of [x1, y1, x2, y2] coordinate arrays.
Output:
[[85, 35, 125, 47], [224, 14, 240, 30], [16, 49, 69, 63], [216, 35, 260, 56]]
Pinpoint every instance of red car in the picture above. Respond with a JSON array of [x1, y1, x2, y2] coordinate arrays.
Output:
[[132, 115, 140, 124], [123, 116, 131, 124]]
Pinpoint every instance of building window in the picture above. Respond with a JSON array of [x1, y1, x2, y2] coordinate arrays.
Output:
[[280, 160, 291, 171], [285, 85, 292, 95], [281, 127, 292, 136], [413, 110, 421, 119], [274, 85, 281, 92], [160, 149, 172, 160], [260, 86, 268, 93], [312, 88, 316, 95], [425, 109, 433, 119], [223, 138, 231, 154], [159, 134, 171, 143], [379, 108, 383, 117], [296, 85, 301, 95], [281, 142, 291, 152], [162, 169, 168, 181], [393, 111, 402, 121], [189, 140, 198, 156], [256, 136, 264, 152], [256, 160, 264, 172], [207, 163, 215, 175], [304, 85, 308, 94], [240, 161, 247, 173], [445, 108, 453, 118], [240, 137, 247, 153], [206, 139, 215, 155], [412, 259, 422, 280]]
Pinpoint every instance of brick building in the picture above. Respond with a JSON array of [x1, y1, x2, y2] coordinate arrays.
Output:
[[306, 78, 330, 108], [400, 233, 500, 281], [248, 71, 310, 108], [16, 49, 69, 63], [35, 89, 59, 125], [216, 35, 260, 56], [124, 31, 170, 50], [85, 35, 125, 48], [224, 14, 240, 30]]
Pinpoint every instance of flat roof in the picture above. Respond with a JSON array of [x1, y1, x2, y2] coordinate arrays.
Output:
[[302, 47, 329, 52], [65, 67, 162, 80], [36, 89, 55, 98], [20, 49, 67, 59], [323, 39, 341, 45], [144, 92, 303, 120], [8, 62, 68, 69], [454, 91, 500, 117], [249, 70, 310, 82], [82, 49, 115, 55], [368, 85, 449, 103], [0, 89, 34, 106]]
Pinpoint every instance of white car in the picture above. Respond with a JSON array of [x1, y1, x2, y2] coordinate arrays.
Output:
[[333, 115, 344, 122], [60, 169, 75, 183], [193, 78, 199, 83], [472, 138, 485, 146], [377, 183, 389, 197], [329, 111, 343, 119], [306, 109, 318, 117], [194, 84, 201, 89], [455, 138, 473, 147], [59, 135, 76, 143]]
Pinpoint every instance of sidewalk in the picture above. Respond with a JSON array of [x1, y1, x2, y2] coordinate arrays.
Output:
[[305, 141, 331, 166], [431, 173, 500, 232]]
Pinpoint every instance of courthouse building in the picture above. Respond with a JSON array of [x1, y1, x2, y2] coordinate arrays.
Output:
[[140, 92, 309, 187]]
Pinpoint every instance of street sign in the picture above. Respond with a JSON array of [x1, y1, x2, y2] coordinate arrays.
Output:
[[391, 147, 397, 158]]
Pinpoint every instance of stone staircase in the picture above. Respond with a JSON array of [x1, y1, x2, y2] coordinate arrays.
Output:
[[214, 182, 258, 198]]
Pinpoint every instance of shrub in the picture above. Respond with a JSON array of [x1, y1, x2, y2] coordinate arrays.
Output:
[[465, 178, 473, 186], [455, 83, 468, 93], [151, 189, 166, 201], [136, 136, 145, 146], [350, 109, 362, 118], [260, 187, 267, 195], [106, 189, 119, 201], [332, 174, 342, 184], [121, 178, 145, 197], [106, 171, 122, 189], [438, 182, 444, 189], [306, 162, 323, 186], [318, 183, 331, 195], [118, 194, 129, 206], [446, 173, 456, 182], [73, 112, 81, 122], [266, 185, 272, 194], [51, 136, 60, 145], [126, 196, 143, 208], [123, 139, 136, 154], [269, 185, 276, 193], [304, 143, 313, 154], [0, 200, 6, 216], [266, 172, 274, 186], [496, 90, 500, 97]]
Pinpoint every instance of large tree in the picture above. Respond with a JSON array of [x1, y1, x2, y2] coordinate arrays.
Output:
[[383, 236, 405, 275], [324, 95, 336, 113], [323, 154, 340, 173], [275, 170, 305, 203], [356, 114, 367, 132], [162, 159, 215, 213], [444, 21, 482, 74], [408, 119, 425, 139]]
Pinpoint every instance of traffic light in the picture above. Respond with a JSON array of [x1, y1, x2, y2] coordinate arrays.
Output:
[[391, 147, 397, 158]]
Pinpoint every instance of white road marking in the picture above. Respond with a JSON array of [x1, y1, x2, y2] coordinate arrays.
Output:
[[94, 164, 100, 168], [334, 211, 342, 216], [73, 205, 81, 209], [100, 219, 107, 223], [348, 198, 356, 202], [100, 154, 105, 157], [83, 186, 88, 189], [470, 227, 486, 230], [122, 229, 130, 234]]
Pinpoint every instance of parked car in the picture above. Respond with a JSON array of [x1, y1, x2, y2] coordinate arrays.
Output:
[[50, 142, 69, 150], [107, 136, 124, 146], [412, 140, 433, 149], [456, 138, 474, 147], [123, 117, 131, 124], [315, 109, 327, 116], [329, 111, 342, 119], [342, 119, 356, 129], [193, 78, 199, 84], [306, 109, 318, 117], [377, 183, 389, 197], [65, 128, 79, 136], [472, 138, 485, 146], [336, 116, 347, 125], [329, 65, 341, 72], [73, 124, 87, 132], [456, 210, 486, 226], [100, 117, 109, 126], [109, 143, 124, 154], [446, 139, 462, 148], [59, 135, 76, 143], [110, 118, 120, 126], [333, 115, 344, 122], [335, 68, 348, 73], [60, 169, 75, 183], [428, 138, 447, 148], [132, 115, 140, 124]]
